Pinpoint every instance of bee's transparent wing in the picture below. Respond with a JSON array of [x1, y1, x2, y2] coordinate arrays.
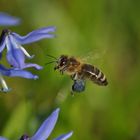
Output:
[[80, 48, 107, 63]]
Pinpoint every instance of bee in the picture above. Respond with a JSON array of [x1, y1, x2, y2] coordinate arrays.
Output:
[[46, 55, 108, 93]]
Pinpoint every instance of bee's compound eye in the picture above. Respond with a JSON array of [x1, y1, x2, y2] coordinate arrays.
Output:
[[72, 80, 85, 93], [59, 56, 67, 66], [60, 60, 66, 66]]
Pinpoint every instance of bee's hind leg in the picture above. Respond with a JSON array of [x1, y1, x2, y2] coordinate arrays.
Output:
[[71, 73, 78, 81], [71, 79, 85, 93]]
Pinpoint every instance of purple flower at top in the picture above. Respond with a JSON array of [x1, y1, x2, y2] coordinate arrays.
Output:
[[0, 26, 55, 69], [0, 108, 73, 140], [0, 64, 38, 92], [0, 12, 20, 26]]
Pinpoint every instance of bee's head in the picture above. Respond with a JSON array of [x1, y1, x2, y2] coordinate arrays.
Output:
[[54, 55, 68, 70]]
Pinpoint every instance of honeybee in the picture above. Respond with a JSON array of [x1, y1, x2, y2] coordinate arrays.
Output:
[[46, 55, 108, 93]]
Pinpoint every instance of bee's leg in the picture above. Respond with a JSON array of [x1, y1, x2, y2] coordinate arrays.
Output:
[[60, 66, 68, 75], [72, 79, 85, 93], [70, 90, 75, 96], [60, 69, 64, 75], [70, 73, 78, 95], [60, 69, 65, 75], [71, 73, 78, 81]]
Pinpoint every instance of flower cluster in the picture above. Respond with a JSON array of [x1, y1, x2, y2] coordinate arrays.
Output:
[[0, 108, 73, 140], [0, 12, 74, 140], [0, 13, 55, 92]]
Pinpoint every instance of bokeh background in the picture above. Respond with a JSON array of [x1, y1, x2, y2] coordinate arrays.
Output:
[[0, 0, 140, 139]]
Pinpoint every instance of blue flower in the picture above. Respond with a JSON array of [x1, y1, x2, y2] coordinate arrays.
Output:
[[0, 108, 73, 140], [30, 108, 73, 140], [0, 12, 20, 26], [0, 26, 55, 69], [0, 137, 8, 140], [0, 64, 38, 92]]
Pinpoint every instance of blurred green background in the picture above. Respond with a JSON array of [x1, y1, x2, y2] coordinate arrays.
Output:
[[0, 0, 140, 139]]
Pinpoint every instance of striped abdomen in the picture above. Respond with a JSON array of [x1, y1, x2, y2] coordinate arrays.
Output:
[[81, 64, 108, 86]]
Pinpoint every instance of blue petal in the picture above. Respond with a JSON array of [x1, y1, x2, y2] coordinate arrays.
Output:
[[6, 42, 25, 68], [8, 69, 38, 79], [6, 48, 42, 70], [0, 136, 8, 140], [6, 34, 25, 68], [11, 26, 56, 45], [0, 64, 38, 80], [31, 108, 60, 140], [20, 63, 43, 70], [54, 131, 73, 140], [23, 26, 56, 34], [6, 48, 25, 68], [0, 12, 20, 26], [6, 35, 42, 70]]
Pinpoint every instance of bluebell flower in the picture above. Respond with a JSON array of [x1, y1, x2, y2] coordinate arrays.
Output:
[[0, 64, 38, 92], [0, 26, 55, 69], [0, 108, 73, 140], [0, 12, 20, 26]]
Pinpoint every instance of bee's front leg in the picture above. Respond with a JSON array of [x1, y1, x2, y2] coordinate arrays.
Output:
[[60, 66, 67, 75], [60, 69, 64, 75]]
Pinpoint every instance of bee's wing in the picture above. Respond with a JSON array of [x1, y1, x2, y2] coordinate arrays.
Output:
[[80, 49, 107, 63]]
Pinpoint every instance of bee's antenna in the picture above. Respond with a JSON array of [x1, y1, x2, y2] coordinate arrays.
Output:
[[45, 61, 56, 65], [46, 54, 57, 60]]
